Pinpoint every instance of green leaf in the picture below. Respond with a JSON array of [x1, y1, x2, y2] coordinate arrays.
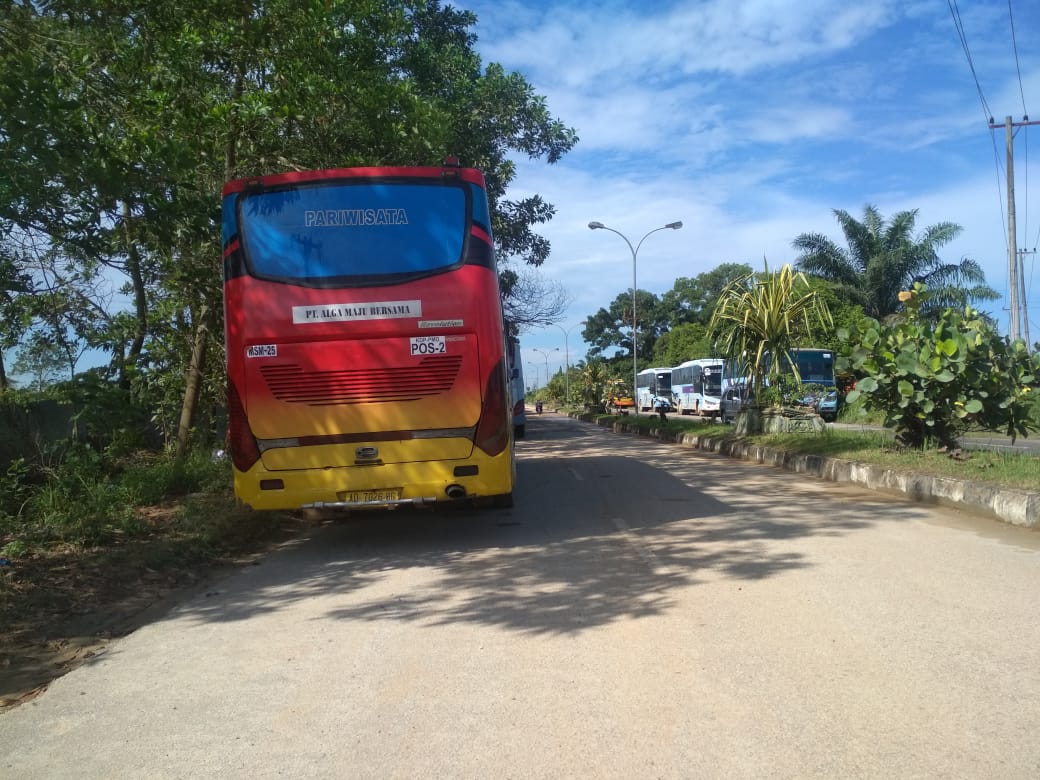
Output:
[[964, 399, 983, 413], [856, 377, 878, 393], [897, 380, 914, 397]]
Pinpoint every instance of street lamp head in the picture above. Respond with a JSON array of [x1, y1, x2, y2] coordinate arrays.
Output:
[[666, 221, 683, 230], [588, 221, 605, 230]]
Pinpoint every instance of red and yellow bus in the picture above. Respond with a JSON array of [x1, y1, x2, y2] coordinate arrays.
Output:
[[221, 162, 515, 511]]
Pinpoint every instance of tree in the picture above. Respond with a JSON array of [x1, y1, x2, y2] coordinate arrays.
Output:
[[709, 262, 833, 400], [842, 284, 1040, 449], [579, 359, 613, 409], [1, 0, 577, 454], [792, 205, 998, 320], [659, 263, 753, 327], [582, 289, 668, 364], [500, 268, 572, 332], [651, 322, 713, 367]]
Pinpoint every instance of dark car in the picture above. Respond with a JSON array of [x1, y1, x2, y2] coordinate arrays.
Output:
[[814, 390, 839, 422], [797, 388, 839, 422], [720, 385, 751, 423]]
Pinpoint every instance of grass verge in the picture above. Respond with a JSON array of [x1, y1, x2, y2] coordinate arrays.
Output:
[[587, 412, 1040, 492]]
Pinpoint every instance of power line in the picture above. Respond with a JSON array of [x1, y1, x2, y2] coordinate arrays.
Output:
[[948, 0, 994, 122], [1007, 0, 1029, 117], [948, 0, 1007, 248]]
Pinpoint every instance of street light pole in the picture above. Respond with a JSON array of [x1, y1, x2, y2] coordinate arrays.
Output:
[[541, 321, 583, 405], [588, 220, 683, 415], [531, 347, 557, 398]]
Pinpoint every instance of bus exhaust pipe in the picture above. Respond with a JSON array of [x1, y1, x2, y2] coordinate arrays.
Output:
[[445, 484, 467, 499]]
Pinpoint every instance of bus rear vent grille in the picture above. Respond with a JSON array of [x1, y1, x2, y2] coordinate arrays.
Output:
[[259, 355, 464, 405]]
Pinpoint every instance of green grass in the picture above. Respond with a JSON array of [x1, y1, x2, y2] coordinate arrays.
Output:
[[586, 411, 1040, 493], [0, 447, 263, 558]]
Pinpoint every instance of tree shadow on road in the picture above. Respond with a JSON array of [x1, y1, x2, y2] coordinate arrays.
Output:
[[162, 448, 920, 637]]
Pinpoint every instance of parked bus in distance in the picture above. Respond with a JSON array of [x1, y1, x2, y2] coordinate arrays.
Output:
[[671, 358, 724, 417], [222, 162, 515, 511], [773, 349, 836, 388], [635, 367, 673, 412], [507, 337, 526, 439], [789, 348, 836, 387]]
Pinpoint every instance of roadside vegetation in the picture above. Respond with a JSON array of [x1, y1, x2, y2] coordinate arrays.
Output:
[[578, 410, 1040, 493]]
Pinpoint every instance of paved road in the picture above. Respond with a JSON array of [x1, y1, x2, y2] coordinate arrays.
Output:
[[3, 413, 1040, 778]]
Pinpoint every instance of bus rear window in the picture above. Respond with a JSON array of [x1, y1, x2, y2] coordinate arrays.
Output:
[[237, 181, 468, 281]]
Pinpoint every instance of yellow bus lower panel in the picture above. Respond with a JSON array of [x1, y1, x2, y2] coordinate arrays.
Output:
[[235, 447, 514, 511]]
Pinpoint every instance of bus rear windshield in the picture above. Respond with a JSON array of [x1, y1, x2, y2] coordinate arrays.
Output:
[[237, 181, 468, 281]]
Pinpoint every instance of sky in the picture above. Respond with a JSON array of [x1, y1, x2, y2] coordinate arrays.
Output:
[[454, 0, 1040, 387]]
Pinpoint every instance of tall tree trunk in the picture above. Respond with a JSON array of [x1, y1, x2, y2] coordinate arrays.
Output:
[[175, 305, 211, 458], [120, 199, 149, 388], [0, 347, 8, 391]]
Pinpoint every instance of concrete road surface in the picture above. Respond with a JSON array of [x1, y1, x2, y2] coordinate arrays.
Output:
[[2, 412, 1039, 778]]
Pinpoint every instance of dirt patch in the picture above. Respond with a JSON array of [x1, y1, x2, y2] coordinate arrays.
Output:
[[0, 503, 317, 710]]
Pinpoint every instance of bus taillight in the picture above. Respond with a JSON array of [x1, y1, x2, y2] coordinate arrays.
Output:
[[474, 359, 510, 456], [227, 380, 261, 472]]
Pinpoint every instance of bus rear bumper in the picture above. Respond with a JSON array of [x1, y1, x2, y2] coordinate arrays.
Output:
[[233, 451, 514, 512]]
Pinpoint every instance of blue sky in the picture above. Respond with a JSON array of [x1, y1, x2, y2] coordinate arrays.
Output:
[[454, 0, 1040, 385]]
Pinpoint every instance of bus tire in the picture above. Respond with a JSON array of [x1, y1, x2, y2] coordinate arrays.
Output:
[[514, 424, 525, 439]]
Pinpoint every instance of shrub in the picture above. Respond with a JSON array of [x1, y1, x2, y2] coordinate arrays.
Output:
[[840, 283, 1040, 448]]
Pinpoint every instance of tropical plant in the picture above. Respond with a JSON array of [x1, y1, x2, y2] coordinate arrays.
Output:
[[579, 359, 612, 409], [709, 262, 833, 401], [841, 284, 1040, 449], [793, 205, 998, 320]]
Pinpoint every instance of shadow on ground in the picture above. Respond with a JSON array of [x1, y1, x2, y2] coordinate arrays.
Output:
[[159, 414, 919, 638]]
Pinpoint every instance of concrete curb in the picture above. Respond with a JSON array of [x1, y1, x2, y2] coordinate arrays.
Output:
[[569, 412, 1040, 528]]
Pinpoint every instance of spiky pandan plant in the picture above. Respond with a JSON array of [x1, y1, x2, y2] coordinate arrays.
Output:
[[841, 283, 1040, 449], [579, 359, 611, 408], [709, 262, 833, 401]]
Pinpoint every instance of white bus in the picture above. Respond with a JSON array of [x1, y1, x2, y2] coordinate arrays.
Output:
[[635, 367, 673, 412], [671, 358, 724, 417], [507, 337, 527, 438]]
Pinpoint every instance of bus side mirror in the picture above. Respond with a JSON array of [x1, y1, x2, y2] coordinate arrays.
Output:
[[510, 368, 520, 379]]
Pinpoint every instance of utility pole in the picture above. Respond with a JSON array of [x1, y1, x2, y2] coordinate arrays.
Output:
[[990, 115, 1040, 346], [1020, 248, 1035, 349]]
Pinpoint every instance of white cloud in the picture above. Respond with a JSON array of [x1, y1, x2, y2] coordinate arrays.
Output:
[[458, 0, 1040, 360]]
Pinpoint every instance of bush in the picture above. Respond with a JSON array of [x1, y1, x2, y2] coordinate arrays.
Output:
[[840, 283, 1040, 448], [0, 443, 232, 550]]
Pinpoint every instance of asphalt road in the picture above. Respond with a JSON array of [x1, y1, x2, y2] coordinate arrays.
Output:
[[2, 412, 1040, 778]]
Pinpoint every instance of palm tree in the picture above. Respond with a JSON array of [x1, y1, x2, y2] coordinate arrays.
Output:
[[792, 206, 998, 319], [709, 262, 832, 400]]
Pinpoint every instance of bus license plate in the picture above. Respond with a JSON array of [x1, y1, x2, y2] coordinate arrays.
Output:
[[410, 335, 446, 356], [340, 489, 402, 503]]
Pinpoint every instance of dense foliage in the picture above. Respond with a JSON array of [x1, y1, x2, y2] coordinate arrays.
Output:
[[840, 284, 1040, 449], [1, 0, 576, 448]]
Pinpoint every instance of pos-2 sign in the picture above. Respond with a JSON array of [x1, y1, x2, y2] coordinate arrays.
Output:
[[410, 335, 447, 356]]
